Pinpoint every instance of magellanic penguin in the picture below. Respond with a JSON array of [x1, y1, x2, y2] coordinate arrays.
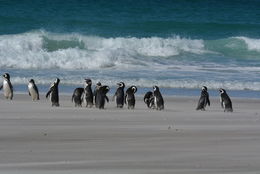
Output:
[[113, 82, 125, 108], [95, 85, 110, 109], [125, 86, 137, 109], [46, 78, 60, 107], [84, 78, 94, 107], [153, 86, 164, 110], [219, 88, 233, 112], [72, 88, 84, 107], [0, 73, 13, 100], [28, 79, 40, 101], [144, 91, 155, 109], [93, 82, 102, 105], [196, 86, 210, 111]]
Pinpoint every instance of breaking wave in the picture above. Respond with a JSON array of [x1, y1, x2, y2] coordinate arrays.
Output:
[[2, 30, 260, 71]]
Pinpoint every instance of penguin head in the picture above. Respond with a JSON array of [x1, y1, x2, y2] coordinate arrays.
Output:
[[85, 79, 92, 86], [96, 82, 102, 87], [105, 86, 110, 92], [153, 86, 159, 92], [117, 82, 125, 88], [131, 86, 137, 93], [3, 73, 10, 80], [202, 86, 208, 91], [102, 85, 110, 94], [219, 88, 226, 94], [29, 79, 35, 84], [55, 78, 60, 85]]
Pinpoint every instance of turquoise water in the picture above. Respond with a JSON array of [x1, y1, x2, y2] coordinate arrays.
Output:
[[1, 0, 260, 97]]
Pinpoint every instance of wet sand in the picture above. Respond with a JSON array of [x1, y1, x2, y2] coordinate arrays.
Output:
[[0, 94, 260, 174]]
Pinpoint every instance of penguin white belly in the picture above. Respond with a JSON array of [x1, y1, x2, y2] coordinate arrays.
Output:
[[154, 96, 158, 108], [3, 80, 11, 97], [50, 92, 53, 102], [28, 83, 37, 100], [83, 90, 87, 104]]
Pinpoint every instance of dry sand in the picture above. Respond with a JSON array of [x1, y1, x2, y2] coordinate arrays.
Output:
[[0, 94, 260, 174]]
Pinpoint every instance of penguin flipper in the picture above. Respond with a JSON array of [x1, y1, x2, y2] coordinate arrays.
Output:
[[220, 97, 224, 108], [34, 85, 39, 97], [7, 81, 13, 91], [124, 94, 127, 104], [0, 85, 2, 90], [207, 97, 210, 106], [105, 95, 109, 103], [46, 90, 51, 98]]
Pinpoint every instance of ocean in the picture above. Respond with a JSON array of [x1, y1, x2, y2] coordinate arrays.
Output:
[[1, 0, 260, 98]]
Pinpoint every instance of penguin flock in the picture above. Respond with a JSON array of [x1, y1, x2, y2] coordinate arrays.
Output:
[[0, 73, 233, 112]]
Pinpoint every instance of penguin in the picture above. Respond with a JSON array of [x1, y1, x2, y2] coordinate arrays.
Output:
[[46, 78, 60, 107], [28, 79, 40, 101], [93, 82, 102, 105], [219, 88, 233, 112], [71, 88, 84, 107], [0, 73, 13, 100], [125, 86, 137, 109], [153, 86, 164, 110], [196, 86, 210, 111], [95, 85, 110, 109], [84, 79, 94, 107], [144, 91, 155, 109], [113, 82, 125, 108]]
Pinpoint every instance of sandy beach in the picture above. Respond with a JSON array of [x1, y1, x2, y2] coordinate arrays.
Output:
[[0, 94, 260, 174]]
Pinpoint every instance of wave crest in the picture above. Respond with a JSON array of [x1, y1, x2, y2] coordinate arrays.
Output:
[[0, 31, 206, 70], [1, 31, 260, 71]]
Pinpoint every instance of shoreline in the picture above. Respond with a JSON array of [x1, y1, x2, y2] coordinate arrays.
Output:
[[10, 84, 260, 99]]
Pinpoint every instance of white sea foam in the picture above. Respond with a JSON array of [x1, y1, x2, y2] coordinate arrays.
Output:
[[0, 31, 207, 70], [1, 31, 259, 71], [234, 36, 260, 52]]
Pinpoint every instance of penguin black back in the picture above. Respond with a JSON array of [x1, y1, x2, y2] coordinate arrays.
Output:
[[125, 86, 137, 109], [46, 78, 60, 107], [96, 85, 110, 109], [72, 87, 84, 107], [196, 86, 210, 111], [144, 91, 154, 109]]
